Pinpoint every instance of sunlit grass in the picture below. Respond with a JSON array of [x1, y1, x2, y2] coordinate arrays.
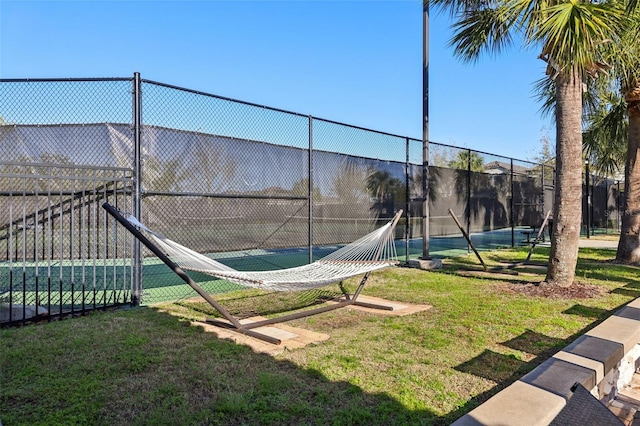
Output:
[[1, 246, 636, 425]]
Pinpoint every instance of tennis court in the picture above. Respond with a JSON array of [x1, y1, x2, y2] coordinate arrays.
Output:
[[139, 225, 532, 305]]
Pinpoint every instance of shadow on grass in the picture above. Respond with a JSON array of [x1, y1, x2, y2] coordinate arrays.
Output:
[[611, 287, 640, 298], [444, 298, 630, 424], [0, 306, 440, 426], [563, 304, 610, 319], [447, 329, 565, 421], [608, 280, 640, 299], [455, 349, 530, 383], [501, 330, 566, 356], [4, 245, 636, 425], [575, 267, 640, 283]]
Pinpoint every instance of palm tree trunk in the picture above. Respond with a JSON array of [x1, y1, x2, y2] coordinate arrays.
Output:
[[616, 84, 640, 264], [545, 68, 583, 287]]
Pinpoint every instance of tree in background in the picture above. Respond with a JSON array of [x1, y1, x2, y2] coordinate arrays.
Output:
[[143, 156, 185, 193], [526, 129, 556, 188], [191, 135, 237, 196], [330, 159, 370, 205], [447, 150, 485, 172], [528, 128, 556, 166], [292, 178, 322, 202], [591, 4, 640, 264], [582, 89, 627, 178], [366, 170, 405, 203], [428, 0, 624, 287], [430, 145, 460, 168], [572, 2, 640, 264]]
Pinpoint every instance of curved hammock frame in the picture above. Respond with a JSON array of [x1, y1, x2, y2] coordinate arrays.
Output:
[[103, 203, 403, 344]]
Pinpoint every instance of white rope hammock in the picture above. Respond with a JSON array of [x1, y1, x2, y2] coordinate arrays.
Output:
[[125, 212, 401, 292]]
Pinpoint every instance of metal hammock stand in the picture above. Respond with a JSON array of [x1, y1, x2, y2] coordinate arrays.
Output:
[[103, 202, 403, 344]]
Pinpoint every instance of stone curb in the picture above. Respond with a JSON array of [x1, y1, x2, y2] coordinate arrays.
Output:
[[452, 298, 640, 425]]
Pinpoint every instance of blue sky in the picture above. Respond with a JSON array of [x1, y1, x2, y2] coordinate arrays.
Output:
[[0, 0, 553, 162]]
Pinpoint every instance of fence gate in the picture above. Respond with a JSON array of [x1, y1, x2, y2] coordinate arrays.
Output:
[[0, 162, 135, 326]]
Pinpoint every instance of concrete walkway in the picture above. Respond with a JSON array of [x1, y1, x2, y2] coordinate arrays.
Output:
[[578, 237, 619, 250], [529, 237, 619, 250]]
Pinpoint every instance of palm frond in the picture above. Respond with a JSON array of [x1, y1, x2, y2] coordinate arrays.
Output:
[[615, 14, 640, 94], [583, 91, 627, 177], [449, 6, 518, 61], [533, 76, 556, 120], [583, 72, 618, 117], [533, 0, 625, 76], [427, 0, 495, 18]]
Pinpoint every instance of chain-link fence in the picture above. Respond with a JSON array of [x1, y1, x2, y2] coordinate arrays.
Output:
[[0, 78, 135, 324], [1, 73, 621, 311], [583, 173, 624, 236]]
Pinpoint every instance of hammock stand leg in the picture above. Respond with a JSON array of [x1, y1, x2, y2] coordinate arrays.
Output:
[[448, 208, 487, 271], [524, 210, 552, 263], [104, 202, 397, 345], [103, 204, 245, 320], [505, 210, 553, 269]]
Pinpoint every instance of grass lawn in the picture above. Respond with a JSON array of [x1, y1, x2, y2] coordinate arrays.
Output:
[[1, 246, 638, 425]]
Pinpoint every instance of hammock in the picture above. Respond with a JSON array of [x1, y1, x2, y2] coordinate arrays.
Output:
[[102, 202, 403, 344], [123, 212, 400, 292]]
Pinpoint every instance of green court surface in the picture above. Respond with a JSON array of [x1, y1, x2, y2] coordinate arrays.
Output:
[[0, 259, 132, 316], [141, 226, 526, 304], [1, 227, 530, 308]]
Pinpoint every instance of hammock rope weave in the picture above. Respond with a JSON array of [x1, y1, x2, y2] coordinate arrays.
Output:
[[125, 212, 401, 292], [103, 203, 403, 344]]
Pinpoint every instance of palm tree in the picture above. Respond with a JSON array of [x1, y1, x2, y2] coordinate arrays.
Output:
[[429, 0, 623, 286], [447, 149, 485, 172], [575, 3, 640, 263], [582, 88, 627, 178], [594, 7, 640, 264], [366, 169, 404, 202], [330, 159, 370, 204], [618, 91, 640, 263]]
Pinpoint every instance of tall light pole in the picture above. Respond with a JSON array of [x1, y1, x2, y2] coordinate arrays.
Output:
[[421, 0, 431, 259]]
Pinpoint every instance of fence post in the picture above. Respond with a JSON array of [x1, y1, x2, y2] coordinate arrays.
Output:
[[605, 179, 609, 235], [585, 160, 591, 238], [510, 158, 514, 247], [617, 180, 621, 232], [405, 138, 410, 262], [308, 116, 314, 264], [592, 174, 595, 234], [542, 164, 545, 216], [466, 149, 471, 248], [132, 72, 142, 306]]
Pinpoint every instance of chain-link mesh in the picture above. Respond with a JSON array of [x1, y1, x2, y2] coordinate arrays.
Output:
[[423, 144, 557, 254], [0, 79, 134, 167], [12, 76, 626, 313], [0, 162, 134, 324], [311, 119, 407, 248], [584, 175, 623, 236], [138, 81, 312, 304], [0, 79, 135, 324]]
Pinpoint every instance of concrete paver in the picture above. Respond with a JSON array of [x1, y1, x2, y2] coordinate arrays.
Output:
[[190, 296, 431, 355]]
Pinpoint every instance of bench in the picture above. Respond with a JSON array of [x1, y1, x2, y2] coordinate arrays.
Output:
[[521, 227, 539, 244]]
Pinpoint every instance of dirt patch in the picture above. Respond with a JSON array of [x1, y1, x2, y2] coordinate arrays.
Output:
[[503, 281, 604, 299]]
